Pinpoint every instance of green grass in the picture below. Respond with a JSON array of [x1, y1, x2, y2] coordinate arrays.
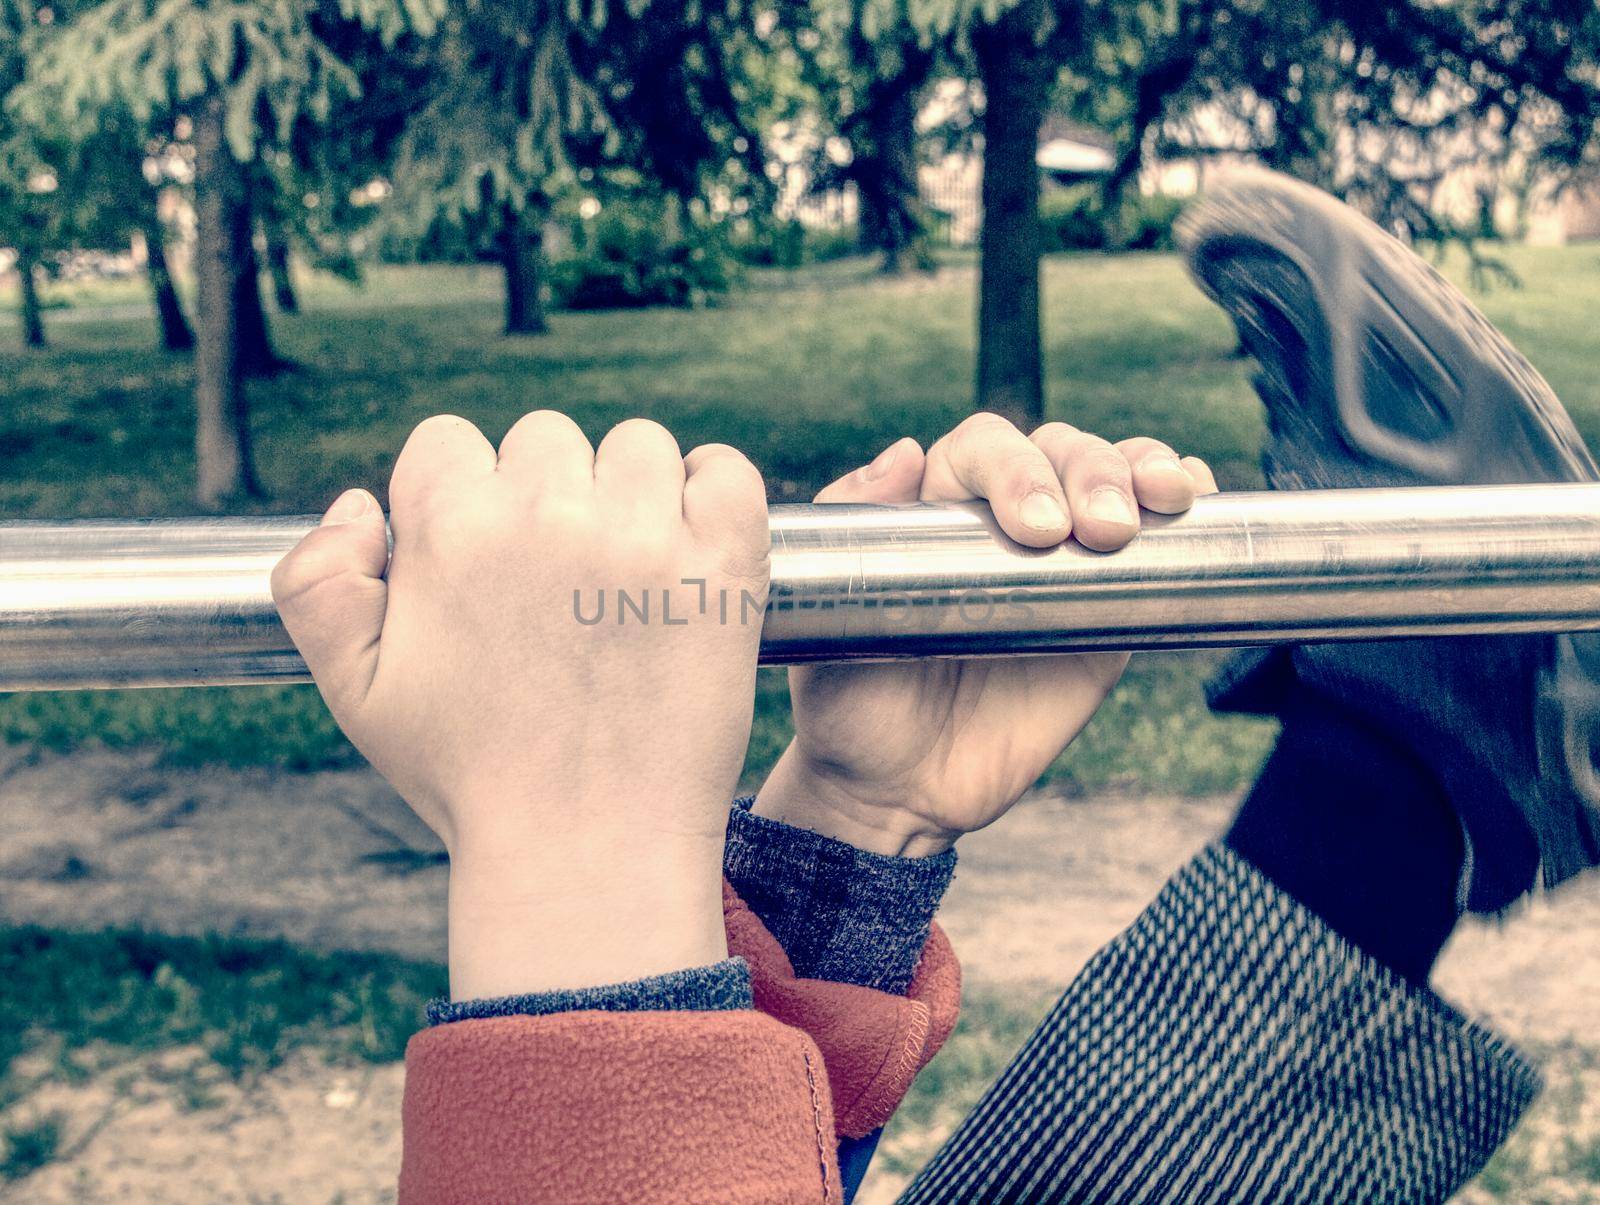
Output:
[[0, 926, 446, 1092], [0, 917, 1049, 1190], [0, 923, 446, 1183], [3, 246, 1598, 790], [0, 652, 1275, 794], [1, 255, 1266, 518]]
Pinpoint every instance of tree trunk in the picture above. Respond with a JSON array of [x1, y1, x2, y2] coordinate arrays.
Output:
[[145, 231, 195, 352], [849, 22, 933, 274], [232, 201, 280, 377], [500, 195, 549, 336], [264, 224, 299, 313], [192, 93, 262, 507], [16, 251, 45, 349], [973, 1, 1053, 427], [861, 84, 924, 273]]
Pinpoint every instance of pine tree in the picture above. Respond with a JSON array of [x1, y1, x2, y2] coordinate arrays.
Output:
[[19, 0, 443, 505], [393, 0, 767, 337], [1, 0, 60, 349]]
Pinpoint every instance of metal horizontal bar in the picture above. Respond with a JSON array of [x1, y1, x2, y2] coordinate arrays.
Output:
[[2, 483, 1599, 691]]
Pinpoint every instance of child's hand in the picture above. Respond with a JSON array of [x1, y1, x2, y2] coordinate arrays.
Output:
[[273, 413, 770, 998], [756, 413, 1217, 857]]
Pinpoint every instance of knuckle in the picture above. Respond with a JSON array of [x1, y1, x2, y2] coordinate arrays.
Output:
[[964, 411, 1012, 431], [690, 475, 770, 568], [604, 417, 679, 455], [1074, 444, 1131, 478], [271, 555, 358, 620], [1001, 447, 1054, 484], [693, 446, 765, 493], [524, 407, 582, 432], [955, 412, 1015, 446], [688, 441, 744, 467], [394, 416, 484, 489], [269, 552, 316, 609], [505, 407, 585, 445], [269, 530, 343, 608], [720, 453, 767, 495], [949, 413, 1026, 473], [1030, 421, 1079, 446], [610, 416, 670, 439]]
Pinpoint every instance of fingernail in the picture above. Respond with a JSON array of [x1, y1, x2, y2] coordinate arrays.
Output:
[[323, 489, 372, 526], [1148, 453, 1187, 478], [862, 439, 904, 482], [1019, 490, 1068, 530], [1088, 488, 1137, 525]]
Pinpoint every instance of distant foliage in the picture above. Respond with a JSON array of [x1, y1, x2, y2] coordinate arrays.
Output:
[[1039, 185, 1183, 253], [15, 0, 442, 160], [1115, 192, 1184, 251], [728, 218, 864, 268], [1039, 187, 1108, 251], [550, 197, 737, 310]]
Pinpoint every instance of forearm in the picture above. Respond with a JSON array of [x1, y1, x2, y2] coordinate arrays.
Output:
[[403, 781, 962, 1204], [445, 827, 728, 999]]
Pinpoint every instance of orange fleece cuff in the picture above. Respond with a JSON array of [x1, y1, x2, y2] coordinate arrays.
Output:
[[725, 881, 962, 1139], [400, 1009, 844, 1204]]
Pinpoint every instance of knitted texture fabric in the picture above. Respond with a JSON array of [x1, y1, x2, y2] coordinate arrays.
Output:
[[724, 797, 957, 994], [902, 843, 1540, 1205], [426, 958, 751, 1025]]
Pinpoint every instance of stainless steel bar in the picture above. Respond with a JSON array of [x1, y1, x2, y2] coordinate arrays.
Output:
[[3, 483, 1600, 691]]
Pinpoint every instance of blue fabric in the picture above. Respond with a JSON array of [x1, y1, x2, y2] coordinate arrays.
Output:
[[837, 1130, 883, 1203]]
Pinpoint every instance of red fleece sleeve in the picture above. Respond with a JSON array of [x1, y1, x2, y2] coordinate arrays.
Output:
[[400, 1009, 844, 1204], [725, 882, 963, 1140]]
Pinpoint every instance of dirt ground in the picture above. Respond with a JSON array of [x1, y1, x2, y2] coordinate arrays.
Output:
[[4, 745, 1600, 1202]]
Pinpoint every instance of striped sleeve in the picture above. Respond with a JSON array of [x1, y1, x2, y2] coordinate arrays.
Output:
[[902, 843, 1539, 1205]]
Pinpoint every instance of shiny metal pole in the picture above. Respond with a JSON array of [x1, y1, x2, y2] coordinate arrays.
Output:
[[3, 483, 1600, 692]]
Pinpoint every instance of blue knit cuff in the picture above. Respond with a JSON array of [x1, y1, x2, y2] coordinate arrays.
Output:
[[425, 957, 752, 1026], [723, 797, 956, 994]]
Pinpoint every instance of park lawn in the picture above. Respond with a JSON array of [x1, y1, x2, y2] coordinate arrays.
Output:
[[2, 246, 1598, 792]]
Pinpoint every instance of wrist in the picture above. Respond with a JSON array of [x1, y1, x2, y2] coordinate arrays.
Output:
[[446, 826, 728, 999], [753, 745, 957, 858]]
